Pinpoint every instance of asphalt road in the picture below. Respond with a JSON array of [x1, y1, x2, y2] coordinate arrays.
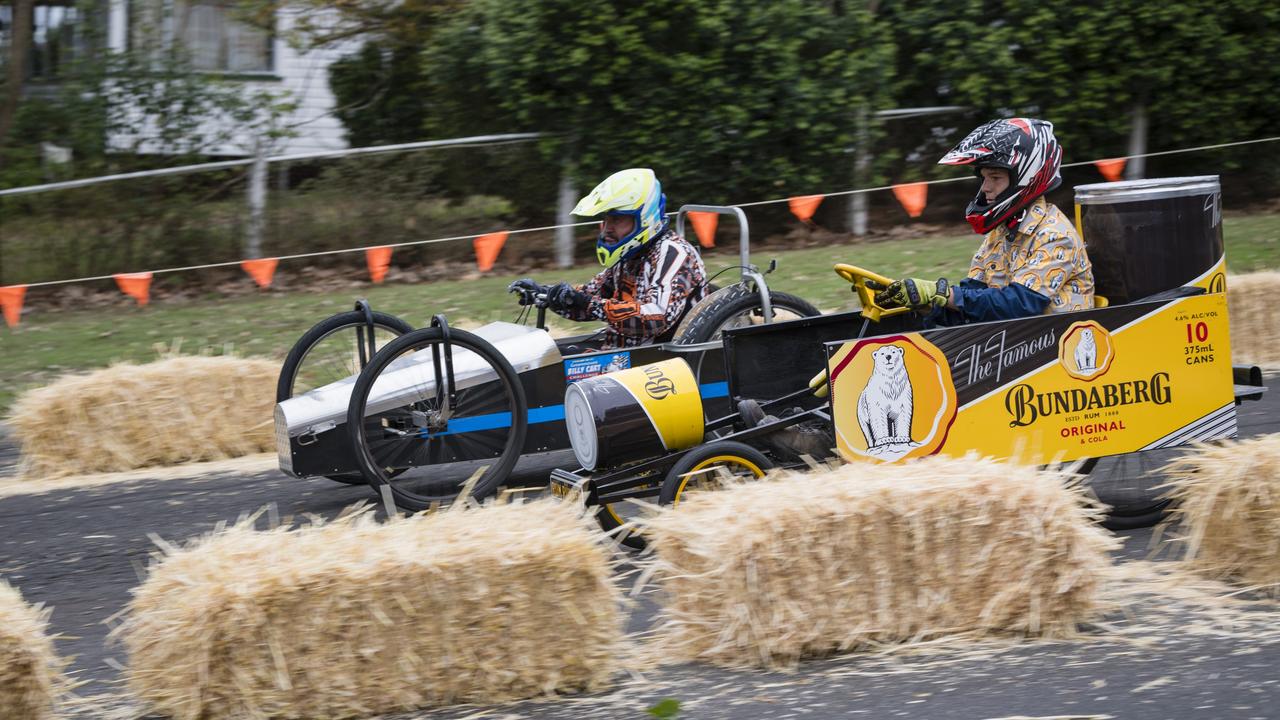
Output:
[[0, 376, 1276, 720]]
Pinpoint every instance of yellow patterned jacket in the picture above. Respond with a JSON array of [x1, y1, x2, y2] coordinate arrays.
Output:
[[967, 197, 1094, 313]]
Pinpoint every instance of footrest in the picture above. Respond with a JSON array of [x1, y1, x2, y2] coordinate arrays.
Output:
[[1234, 384, 1267, 403]]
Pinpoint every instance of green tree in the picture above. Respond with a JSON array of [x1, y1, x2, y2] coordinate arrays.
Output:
[[421, 0, 895, 207], [1003, 0, 1280, 163]]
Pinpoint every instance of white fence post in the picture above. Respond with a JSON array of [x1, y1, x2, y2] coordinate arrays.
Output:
[[850, 106, 870, 236], [1125, 103, 1148, 181], [555, 164, 576, 268], [246, 139, 267, 259]]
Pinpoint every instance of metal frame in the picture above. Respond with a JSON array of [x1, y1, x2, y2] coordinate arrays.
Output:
[[675, 204, 774, 322]]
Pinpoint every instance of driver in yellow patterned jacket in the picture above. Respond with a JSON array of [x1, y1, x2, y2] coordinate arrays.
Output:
[[509, 168, 707, 349], [872, 118, 1094, 322]]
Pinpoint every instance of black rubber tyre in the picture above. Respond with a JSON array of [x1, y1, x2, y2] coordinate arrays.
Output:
[[593, 441, 774, 552], [659, 441, 775, 506], [346, 327, 528, 510], [673, 283, 821, 344], [277, 310, 414, 484], [277, 311, 414, 401], [593, 472, 663, 552], [1077, 447, 1187, 530]]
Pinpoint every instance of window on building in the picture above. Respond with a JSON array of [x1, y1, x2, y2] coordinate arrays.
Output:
[[0, 2, 92, 82], [131, 0, 273, 74]]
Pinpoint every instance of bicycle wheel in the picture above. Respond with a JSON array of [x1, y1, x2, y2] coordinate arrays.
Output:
[[278, 310, 414, 484], [346, 327, 528, 511], [1078, 447, 1188, 530], [673, 283, 821, 344], [277, 310, 414, 401]]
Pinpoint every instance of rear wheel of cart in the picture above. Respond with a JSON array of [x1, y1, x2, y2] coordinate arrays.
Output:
[[1077, 447, 1187, 530], [673, 283, 821, 344], [346, 327, 528, 510], [659, 441, 774, 506], [278, 310, 414, 484]]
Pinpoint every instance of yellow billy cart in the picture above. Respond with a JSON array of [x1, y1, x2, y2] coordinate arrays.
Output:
[[553, 176, 1266, 546]]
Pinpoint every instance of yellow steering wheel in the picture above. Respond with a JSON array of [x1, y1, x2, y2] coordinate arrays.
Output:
[[806, 264, 915, 399], [832, 263, 913, 323]]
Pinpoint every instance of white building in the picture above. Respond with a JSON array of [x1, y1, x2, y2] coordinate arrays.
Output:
[[103, 0, 355, 156]]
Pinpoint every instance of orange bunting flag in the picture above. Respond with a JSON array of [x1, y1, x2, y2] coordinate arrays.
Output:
[[789, 195, 824, 223], [114, 272, 153, 307], [366, 246, 393, 284], [1095, 158, 1126, 182], [0, 285, 27, 328], [688, 211, 719, 248], [474, 231, 509, 273], [240, 258, 278, 288], [891, 182, 929, 218]]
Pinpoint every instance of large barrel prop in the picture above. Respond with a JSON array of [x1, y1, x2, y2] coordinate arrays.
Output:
[[1074, 176, 1223, 305], [564, 359, 704, 471]]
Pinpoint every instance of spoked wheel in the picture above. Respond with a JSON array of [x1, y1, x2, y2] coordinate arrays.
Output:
[[346, 327, 528, 511], [278, 310, 414, 484], [277, 310, 414, 400], [673, 283, 821, 344], [1078, 447, 1188, 530]]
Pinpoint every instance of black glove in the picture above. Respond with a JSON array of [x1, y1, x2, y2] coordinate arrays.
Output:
[[508, 278, 547, 306], [545, 282, 590, 311]]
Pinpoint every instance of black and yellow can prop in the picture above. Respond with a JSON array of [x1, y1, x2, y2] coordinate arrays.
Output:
[[1075, 176, 1224, 304], [564, 359, 704, 471]]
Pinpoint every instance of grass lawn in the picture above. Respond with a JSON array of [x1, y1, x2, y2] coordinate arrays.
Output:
[[2, 211, 1277, 414]]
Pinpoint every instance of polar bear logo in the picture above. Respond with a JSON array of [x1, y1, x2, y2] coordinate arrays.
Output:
[[857, 346, 920, 456], [1074, 328, 1097, 373]]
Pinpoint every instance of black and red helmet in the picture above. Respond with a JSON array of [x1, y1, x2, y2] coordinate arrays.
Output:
[[939, 118, 1063, 234]]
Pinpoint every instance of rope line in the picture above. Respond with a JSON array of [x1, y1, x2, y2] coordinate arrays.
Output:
[[10, 135, 1280, 289]]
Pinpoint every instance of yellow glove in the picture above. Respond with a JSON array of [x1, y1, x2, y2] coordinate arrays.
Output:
[[867, 277, 950, 311]]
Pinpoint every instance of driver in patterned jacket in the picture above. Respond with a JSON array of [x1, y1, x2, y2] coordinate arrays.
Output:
[[509, 168, 707, 349], [871, 118, 1094, 323]]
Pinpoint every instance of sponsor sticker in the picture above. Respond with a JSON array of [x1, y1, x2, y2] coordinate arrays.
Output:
[[564, 352, 631, 383]]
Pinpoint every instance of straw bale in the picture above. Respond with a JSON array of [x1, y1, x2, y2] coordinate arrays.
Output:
[[0, 580, 65, 720], [1162, 434, 1280, 597], [117, 500, 624, 720], [643, 455, 1119, 668], [1227, 271, 1280, 367], [7, 356, 278, 479]]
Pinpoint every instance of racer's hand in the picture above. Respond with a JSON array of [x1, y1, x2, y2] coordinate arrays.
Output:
[[869, 277, 950, 311], [545, 282, 590, 311], [508, 278, 547, 306]]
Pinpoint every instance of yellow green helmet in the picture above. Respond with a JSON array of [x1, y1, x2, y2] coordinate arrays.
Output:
[[572, 168, 667, 268]]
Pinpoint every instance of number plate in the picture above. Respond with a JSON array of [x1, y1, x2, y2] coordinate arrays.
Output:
[[549, 469, 589, 500]]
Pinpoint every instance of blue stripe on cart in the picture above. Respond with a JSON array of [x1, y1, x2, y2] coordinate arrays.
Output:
[[426, 381, 729, 437]]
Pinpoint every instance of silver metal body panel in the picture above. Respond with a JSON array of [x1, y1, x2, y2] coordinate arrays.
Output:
[[275, 322, 562, 440]]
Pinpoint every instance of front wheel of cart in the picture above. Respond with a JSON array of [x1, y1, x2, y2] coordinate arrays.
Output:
[[659, 441, 774, 506], [346, 327, 528, 511]]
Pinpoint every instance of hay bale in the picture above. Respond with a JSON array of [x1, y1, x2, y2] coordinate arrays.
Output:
[[1228, 271, 1280, 367], [643, 455, 1118, 668], [7, 356, 278, 478], [1163, 434, 1280, 597], [117, 500, 623, 720], [0, 580, 64, 719]]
